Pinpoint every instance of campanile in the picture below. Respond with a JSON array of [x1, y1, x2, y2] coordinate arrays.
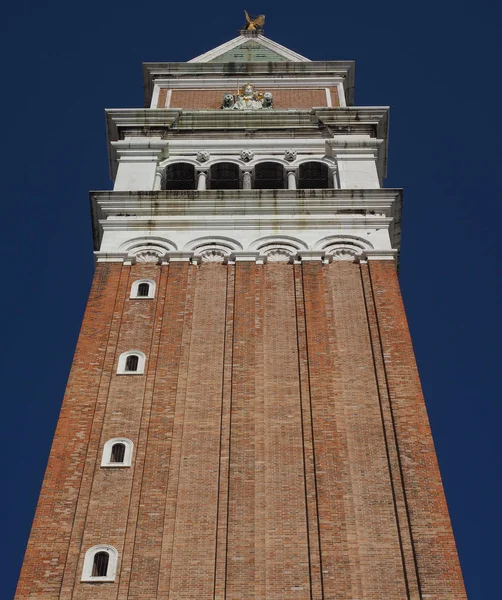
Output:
[[16, 17, 467, 600]]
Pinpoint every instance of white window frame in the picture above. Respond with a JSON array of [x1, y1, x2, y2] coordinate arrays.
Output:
[[101, 438, 134, 468], [81, 544, 118, 582], [117, 351, 146, 375], [130, 279, 156, 299]]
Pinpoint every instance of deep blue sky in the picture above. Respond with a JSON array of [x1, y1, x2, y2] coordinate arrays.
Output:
[[1, 1, 497, 597]]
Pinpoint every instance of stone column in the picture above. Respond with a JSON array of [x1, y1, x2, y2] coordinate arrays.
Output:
[[242, 170, 252, 190], [154, 170, 162, 191], [197, 170, 208, 191], [286, 168, 298, 190]]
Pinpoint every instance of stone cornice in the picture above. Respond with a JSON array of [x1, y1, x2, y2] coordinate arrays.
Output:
[[106, 108, 388, 140], [151, 76, 345, 89], [105, 108, 389, 178], [90, 188, 402, 252], [94, 249, 398, 268]]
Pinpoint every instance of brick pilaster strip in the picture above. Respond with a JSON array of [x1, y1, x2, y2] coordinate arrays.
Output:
[[62, 263, 133, 597], [15, 263, 122, 598], [124, 262, 188, 596], [213, 264, 235, 600], [360, 262, 421, 600], [294, 263, 324, 599], [368, 260, 467, 600], [301, 261, 354, 599], [157, 264, 196, 597]]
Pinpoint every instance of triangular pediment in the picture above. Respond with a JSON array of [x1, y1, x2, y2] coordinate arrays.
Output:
[[189, 34, 310, 63]]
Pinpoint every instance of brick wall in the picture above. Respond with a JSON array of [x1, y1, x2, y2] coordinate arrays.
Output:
[[15, 261, 466, 599], [164, 88, 338, 109]]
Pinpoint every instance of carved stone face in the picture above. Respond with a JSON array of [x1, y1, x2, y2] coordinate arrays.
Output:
[[244, 84, 254, 97], [284, 149, 297, 162], [222, 93, 234, 108], [262, 92, 273, 107]]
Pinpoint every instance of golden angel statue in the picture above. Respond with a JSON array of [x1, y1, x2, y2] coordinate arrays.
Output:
[[244, 10, 265, 31]]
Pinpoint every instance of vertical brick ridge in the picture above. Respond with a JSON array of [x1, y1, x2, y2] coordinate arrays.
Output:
[[15, 263, 122, 598], [253, 264, 266, 598], [326, 262, 407, 599], [118, 264, 171, 598], [214, 265, 235, 600], [59, 263, 132, 597], [360, 263, 420, 600], [293, 264, 324, 599], [262, 264, 310, 598], [226, 262, 258, 598], [368, 261, 467, 600], [301, 261, 353, 599], [157, 264, 196, 597], [167, 264, 228, 599], [72, 264, 160, 600]]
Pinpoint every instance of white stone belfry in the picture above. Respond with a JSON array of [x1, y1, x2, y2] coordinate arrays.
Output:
[[93, 29, 400, 265]]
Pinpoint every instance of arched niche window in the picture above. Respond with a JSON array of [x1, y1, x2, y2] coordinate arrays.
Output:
[[101, 438, 134, 467], [117, 351, 146, 375], [254, 162, 285, 189], [298, 161, 330, 189], [163, 163, 196, 190], [209, 163, 240, 189], [81, 545, 118, 582], [130, 279, 156, 299]]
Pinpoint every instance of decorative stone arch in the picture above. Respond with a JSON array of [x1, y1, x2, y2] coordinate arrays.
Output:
[[119, 237, 177, 264], [315, 235, 372, 261], [295, 156, 335, 167], [251, 235, 307, 262], [159, 157, 201, 169], [81, 544, 118, 582], [184, 236, 242, 263], [252, 156, 291, 168], [101, 438, 134, 467], [117, 350, 146, 375], [203, 157, 246, 169]]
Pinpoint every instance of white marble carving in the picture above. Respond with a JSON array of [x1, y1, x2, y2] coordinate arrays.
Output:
[[200, 250, 226, 262], [284, 149, 297, 162], [330, 248, 360, 260], [321, 236, 371, 261], [266, 249, 294, 262], [222, 84, 273, 111], [222, 93, 235, 109], [196, 150, 210, 163], [240, 149, 255, 162], [136, 250, 162, 263]]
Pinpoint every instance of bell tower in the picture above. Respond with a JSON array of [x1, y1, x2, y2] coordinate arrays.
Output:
[[16, 18, 467, 600]]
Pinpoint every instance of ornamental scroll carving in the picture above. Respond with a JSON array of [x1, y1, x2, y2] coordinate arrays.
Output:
[[222, 84, 273, 110]]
